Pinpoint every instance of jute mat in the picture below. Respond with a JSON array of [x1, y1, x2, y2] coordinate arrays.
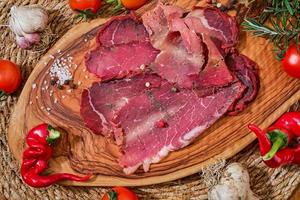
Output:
[[0, 0, 299, 199]]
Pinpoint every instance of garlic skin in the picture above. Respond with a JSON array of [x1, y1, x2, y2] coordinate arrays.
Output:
[[23, 33, 40, 44], [9, 5, 48, 49], [208, 163, 259, 200], [9, 5, 48, 36], [16, 36, 31, 49]]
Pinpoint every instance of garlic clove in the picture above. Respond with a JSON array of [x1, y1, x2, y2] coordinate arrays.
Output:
[[24, 33, 40, 44], [16, 35, 32, 49]]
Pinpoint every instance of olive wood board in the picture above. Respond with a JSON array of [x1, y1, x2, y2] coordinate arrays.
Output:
[[8, 0, 300, 186]]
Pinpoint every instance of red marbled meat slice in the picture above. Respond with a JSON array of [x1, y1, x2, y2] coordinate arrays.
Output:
[[154, 29, 205, 88], [141, 2, 185, 49], [96, 14, 149, 46], [143, 4, 233, 89], [186, 7, 239, 50], [191, 34, 233, 87], [113, 79, 245, 174], [226, 53, 260, 115], [143, 4, 207, 89], [85, 41, 160, 81], [80, 74, 162, 136]]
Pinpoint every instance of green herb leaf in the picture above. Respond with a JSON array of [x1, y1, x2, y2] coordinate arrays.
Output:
[[284, 0, 294, 15], [108, 190, 118, 200], [242, 0, 300, 60], [74, 9, 96, 20], [0, 91, 7, 101]]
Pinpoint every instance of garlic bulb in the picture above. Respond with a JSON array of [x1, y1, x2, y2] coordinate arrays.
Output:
[[9, 5, 48, 36], [9, 5, 48, 49]]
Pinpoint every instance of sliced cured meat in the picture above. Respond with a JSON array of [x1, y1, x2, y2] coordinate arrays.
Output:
[[226, 53, 260, 115], [86, 14, 160, 81], [186, 7, 239, 50], [192, 34, 233, 87], [79, 3, 261, 175], [156, 35, 233, 89], [80, 74, 162, 136], [169, 17, 204, 54], [142, 4, 234, 89], [96, 14, 149, 46], [142, 4, 206, 88], [85, 41, 160, 81], [141, 2, 185, 49], [112, 79, 245, 174], [154, 30, 205, 88]]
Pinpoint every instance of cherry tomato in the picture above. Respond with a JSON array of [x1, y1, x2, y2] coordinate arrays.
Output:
[[69, 0, 101, 13], [121, 0, 147, 10], [102, 187, 138, 200], [282, 44, 300, 78], [0, 60, 21, 94]]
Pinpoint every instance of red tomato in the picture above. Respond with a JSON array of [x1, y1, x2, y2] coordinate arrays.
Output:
[[121, 0, 147, 10], [282, 44, 300, 78], [102, 187, 138, 200], [0, 60, 21, 94], [69, 0, 101, 13]]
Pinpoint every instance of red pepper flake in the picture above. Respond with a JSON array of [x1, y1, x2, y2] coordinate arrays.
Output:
[[156, 119, 167, 128]]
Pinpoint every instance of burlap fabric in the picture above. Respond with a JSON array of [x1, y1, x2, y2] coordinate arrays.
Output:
[[0, 0, 299, 199]]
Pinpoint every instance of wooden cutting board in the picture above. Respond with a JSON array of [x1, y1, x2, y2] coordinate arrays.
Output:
[[8, 0, 300, 186]]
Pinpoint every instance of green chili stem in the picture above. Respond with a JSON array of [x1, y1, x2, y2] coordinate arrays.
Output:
[[46, 125, 60, 145], [263, 136, 286, 161]]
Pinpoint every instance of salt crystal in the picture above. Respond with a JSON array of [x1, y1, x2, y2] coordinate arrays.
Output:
[[62, 95, 65, 99], [29, 101, 33, 105], [145, 82, 151, 87], [54, 98, 58, 103], [46, 107, 51, 111], [84, 39, 88, 42], [78, 81, 82, 85], [85, 75, 88, 79], [49, 55, 55, 59], [41, 106, 44, 110], [49, 57, 73, 86]]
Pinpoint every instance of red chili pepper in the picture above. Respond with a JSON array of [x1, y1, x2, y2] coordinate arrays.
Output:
[[21, 124, 92, 188], [248, 112, 300, 168]]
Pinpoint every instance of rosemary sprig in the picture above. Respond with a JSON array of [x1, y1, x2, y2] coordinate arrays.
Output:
[[242, 0, 300, 60]]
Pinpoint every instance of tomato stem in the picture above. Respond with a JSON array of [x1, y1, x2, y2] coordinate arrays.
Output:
[[105, 0, 124, 14], [0, 90, 7, 101]]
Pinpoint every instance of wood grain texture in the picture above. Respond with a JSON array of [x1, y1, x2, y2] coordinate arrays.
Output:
[[8, 0, 300, 186]]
